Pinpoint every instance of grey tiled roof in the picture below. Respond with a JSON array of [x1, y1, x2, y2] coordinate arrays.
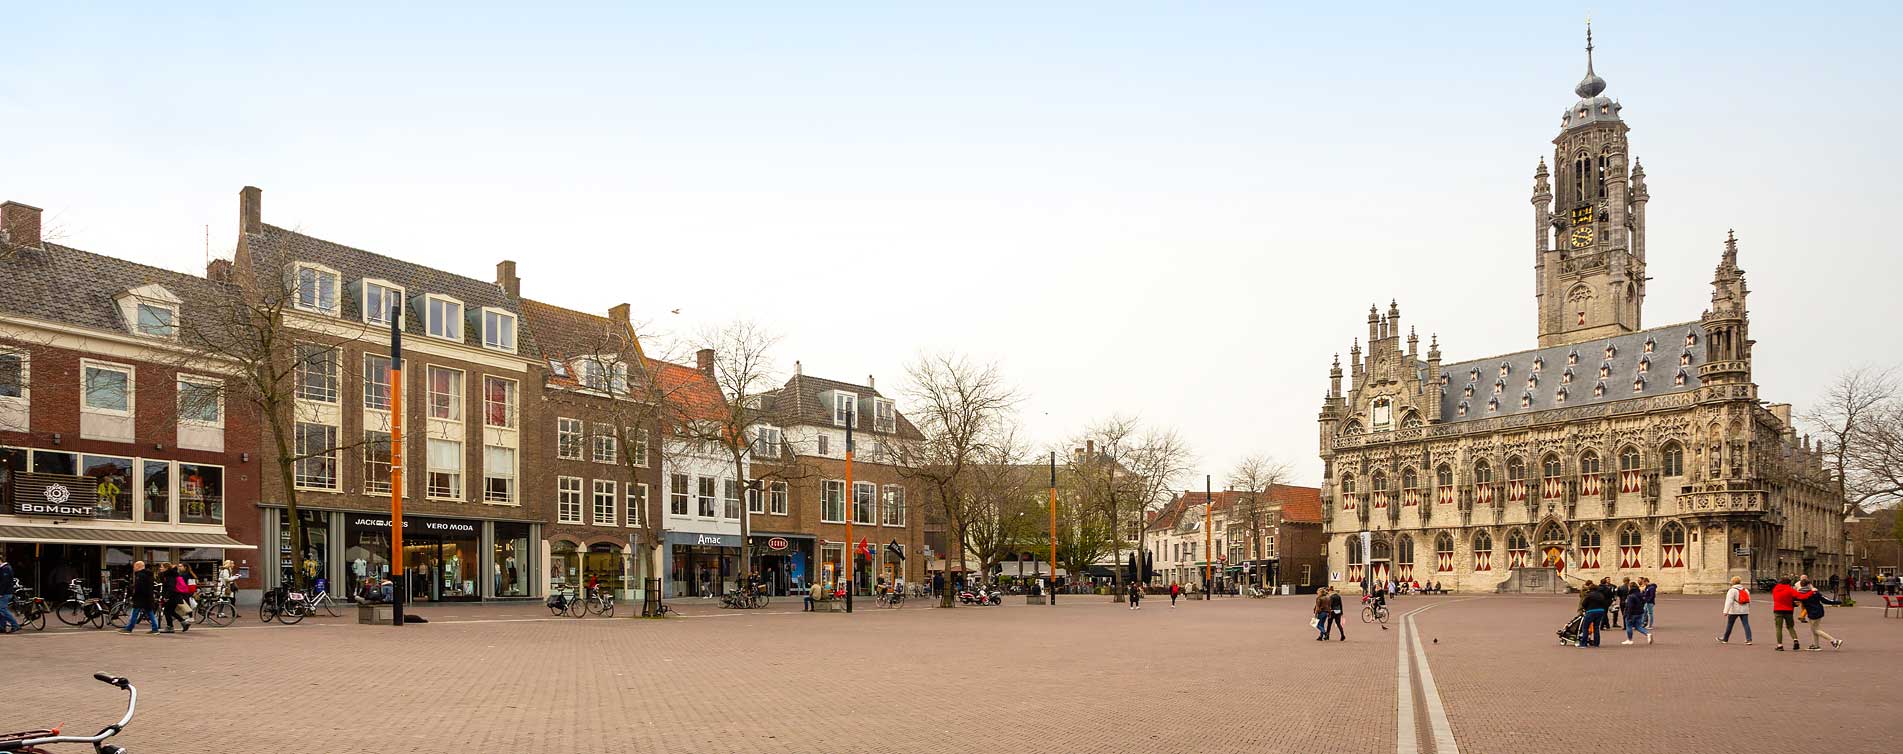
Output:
[[245, 225, 535, 355], [1433, 322, 1704, 422], [0, 242, 229, 334], [756, 373, 924, 440]]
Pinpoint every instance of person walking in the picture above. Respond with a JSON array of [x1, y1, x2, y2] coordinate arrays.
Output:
[[1127, 580, 1142, 610], [1793, 580, 1842, 651], [1770, 576, 1799, 651], [217, 560, 239, 600], [1638, 577, 1658, 629], [158, 564, 187, 633], [119, 561, 159, 635], [1719, 576, 1753, 645], [1313, 588, 1333, 641], [1578, 582, 1611, 648], [1619, 585, 1652, 645], [0, 554, 19, 634], [1325, 589, 1347, 641], [1169, 581, 1181, 608]]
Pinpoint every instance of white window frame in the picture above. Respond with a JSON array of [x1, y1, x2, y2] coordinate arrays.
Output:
[[669, 473, 689, 516], [557, 476, 584, 524], [293, 421, 340, 491], [482, 375, 518, 429], [592, 423, 618, 464], [557, 417, 584, 460], [363, 354, 393, 411], [426, 438, 463, 500], [769, 481, 788, 516], [0, 348, 27, 405], [697, 476, 718, 518], [483, 445, 517, 504], [628, 428, 650, 467], [362, 279, 405, 326], [833, 392, 858, 427], [817, 434, 830, 456], [882, 484, 906, 527], [821, 479, 846, 523], [480, 307, 518, 353], [363, 429, 393, 495], [754, 426, 783, 458], [873, 398, 895, 433], [133, 301, 178, 340], [852, 481, 876, 525], [292, 262, 341, 316], [747, 481, 766, 515], [626, 483, 648, 528], [723, 478, 741, 520], [427, 365, 465, 422], [80, 359, 135, 417], [294, 344, 340, 404], [593, 479, 618, 526], [424, 294, 465, 343], [176, 375, 224, 427]]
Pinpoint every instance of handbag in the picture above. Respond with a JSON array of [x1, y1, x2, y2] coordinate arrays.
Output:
[[1309, 616, 1320, 629]]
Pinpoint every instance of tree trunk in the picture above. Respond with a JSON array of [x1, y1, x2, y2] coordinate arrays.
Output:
[[269, 405, 304, 593]]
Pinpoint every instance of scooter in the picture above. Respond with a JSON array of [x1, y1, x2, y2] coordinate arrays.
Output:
[[957, 585, 1002, 606]]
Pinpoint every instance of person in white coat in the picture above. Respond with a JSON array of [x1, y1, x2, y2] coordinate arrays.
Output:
[[1719, 576, 1753, 645]]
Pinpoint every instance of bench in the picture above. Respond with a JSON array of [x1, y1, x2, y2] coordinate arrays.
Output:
[[809, 591, 848, 613]]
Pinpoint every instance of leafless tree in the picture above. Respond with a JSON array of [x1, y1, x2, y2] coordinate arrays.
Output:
[[679, 321, 780, 574], [959, 428, 1041, 583], [1805, 366, 1903, 516], [1069, 416, 1194, 592], [1227, 454, 1293, 588], [891, 353, 1020, 607]]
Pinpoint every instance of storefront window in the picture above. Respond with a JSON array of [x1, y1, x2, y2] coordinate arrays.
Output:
[[82, 455, 133, 520], [344, 515, 392, 598], [178, 464, 224, 525], [279, 509, 330, 589], [552, 540, 580, 590], [32, 449, 76, 475], [820, 542, 844, 594], [142, 461, 171, 522], [180, 548, 224, 587], [105, 547, 134, 596], [584, 543, 626, 595], [493, 522, 531, 597]]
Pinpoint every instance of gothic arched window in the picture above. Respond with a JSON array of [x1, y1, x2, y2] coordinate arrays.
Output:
[[1542, 454, 1563, 479], [1578, 525, 1601, 549], [1400, 410, 1422, 429], [1661, 442, 1684, 477], [1436, 464, 1453, 488], [1618, 524, 1642, 548], [1579, 450, 1602, 475], [1506, 456, 1526, 482], [1619, 446, 1641, 472], [1402, 466, 1419, 490], [1474, 460, 1493, 484], [1474, 529, 1493, 553], [1661, 521, 1686, 547]]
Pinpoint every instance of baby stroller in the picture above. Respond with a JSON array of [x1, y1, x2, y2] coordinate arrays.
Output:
[[1557, 611, 1586, 646]]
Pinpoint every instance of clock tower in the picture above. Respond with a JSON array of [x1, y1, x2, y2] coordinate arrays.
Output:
[[1533, 24, 1649, 348]]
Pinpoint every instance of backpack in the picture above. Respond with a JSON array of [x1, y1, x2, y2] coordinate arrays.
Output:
[[1734, 587, 1749, 604]]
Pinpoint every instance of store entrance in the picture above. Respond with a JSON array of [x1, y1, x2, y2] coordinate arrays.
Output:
[[401, 535, 481, 602], [2, 543, 103, 601]]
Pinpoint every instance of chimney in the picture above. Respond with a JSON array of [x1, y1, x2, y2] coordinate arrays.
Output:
[[695, 348, 714, 376], [794, 360, 802, 377], [1, 201, 43, 247], [206, 258, 234, 283], [239, 186, 262, 235], [1086, 439, 1095, 456], [608, 303, 630, 325], [496, 260, 520, 297], [867, 374, 875, 390]]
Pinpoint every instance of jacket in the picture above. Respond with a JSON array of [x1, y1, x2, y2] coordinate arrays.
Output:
[[1328, 593, 1344, 613], [1795, 589, 1834, 620], [1314, 594, 1331, 613], [0, 562, 13, 596], [160, 571, 180, 602], [1723, 585, 1751, 615], [1622, 590, 1647, 616], [1580, 588, 1611, 612], [1641, 583, 1657, 603], [1770, 583, 1798, 612], [131, 571, 156, 610]]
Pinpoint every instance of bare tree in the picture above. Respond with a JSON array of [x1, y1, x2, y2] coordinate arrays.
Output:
[[959, 428, 1041, 583], [1805, 366, 1903, 514], [678, 321, 780, 576], [1228, 454, 1293, 588], [891, 353, 1019, 607], [1069, 417, 1194, 593]]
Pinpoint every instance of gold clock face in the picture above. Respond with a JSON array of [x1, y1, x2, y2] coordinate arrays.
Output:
[[1569, 224, 1595, 248]]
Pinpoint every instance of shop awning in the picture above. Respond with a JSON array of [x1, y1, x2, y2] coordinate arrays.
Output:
[[0, 524, 256, 550]]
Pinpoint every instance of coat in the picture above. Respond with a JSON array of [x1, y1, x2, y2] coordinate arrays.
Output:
[[1723, 585, 1751, 615], [131, 571, 156, 610], [1770, 583, 1798, 613], [1313, 594, 1331, 614], [0, 562, 14, 596]]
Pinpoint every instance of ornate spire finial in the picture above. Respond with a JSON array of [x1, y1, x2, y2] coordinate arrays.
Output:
[[1574, 19, 1607, 98]]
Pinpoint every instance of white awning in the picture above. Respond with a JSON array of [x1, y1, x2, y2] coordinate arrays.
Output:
[[0, 524, 256, 550]]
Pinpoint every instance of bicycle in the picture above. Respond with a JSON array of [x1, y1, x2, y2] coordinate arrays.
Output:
[[584, 587, 616, 618], [54, 579, 112, 629], [545, 585, 585, 617], [877, 589, 905, 609], [192, 591, 238, 627], [1360, 594, 1389, 625], [305, 585, 340, 618], [259, 585, 311, 625], [0, 673, 138, 754], [6, 581, 49, 632]]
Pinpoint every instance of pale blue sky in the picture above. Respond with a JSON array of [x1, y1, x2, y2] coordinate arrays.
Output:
[[4, 2, 1897, 485]]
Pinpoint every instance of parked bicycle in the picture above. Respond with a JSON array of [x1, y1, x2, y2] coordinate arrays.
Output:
[[718, 586, 768, 610], [54, 579, 111, 629], [259, 584, 311, 625], [191, 590, 238, 628], [583, 586, 616, 617], [545, 585, 585, 617], [6, 580, 49, 632], [1, 673, 138, 753], [877, 589, 905, 609]]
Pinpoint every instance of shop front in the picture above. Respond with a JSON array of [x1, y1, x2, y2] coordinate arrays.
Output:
[[665, 531, 740, 598], [549, 539, 629, 598], [749, 533, 812, 596], [265, 507, 537, 602]]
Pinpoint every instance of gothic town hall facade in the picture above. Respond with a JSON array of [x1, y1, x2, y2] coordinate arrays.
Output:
[[1318, 41, 1845, 595]]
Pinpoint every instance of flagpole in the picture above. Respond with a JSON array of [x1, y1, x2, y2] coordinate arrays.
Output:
[[1048, 451, 1057, 606], [843, 407, 854, 614], [389, 301, 406, 628]]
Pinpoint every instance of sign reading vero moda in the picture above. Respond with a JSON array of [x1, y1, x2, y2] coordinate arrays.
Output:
[[350, 515, 478, 534], [9, 472, 102, 517]]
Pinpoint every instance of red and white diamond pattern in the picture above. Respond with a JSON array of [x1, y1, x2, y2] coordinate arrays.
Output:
[[1619, 545, 1642, 569], [1343, 493, 1357, 511], [1580, 473, 1602, 497], [1580, 547, 1601, 569], [1347, 564, 1365, 583], [1620, 470, 1643, 494], [1372, 491, 1389, 509], [1507, 548, 1528, 569], [1402, 489, 1423, 507], [1436, 486, 1455, 505], [1661, 544, 1685, 568], [1397, 563, 1414, 582], [1541, 479, 1564, 500], [1476, 484, 1495, 506], [1436, 552, 1454, 572], [1507, 480, 1528, 503], [1474, 551, 1493, 571]]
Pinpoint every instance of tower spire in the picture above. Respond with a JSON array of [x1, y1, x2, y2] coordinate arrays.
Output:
[[1575, 19, 1607, 98]]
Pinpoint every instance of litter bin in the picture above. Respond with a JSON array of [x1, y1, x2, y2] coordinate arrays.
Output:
[[1281, 584, 1293, 596]]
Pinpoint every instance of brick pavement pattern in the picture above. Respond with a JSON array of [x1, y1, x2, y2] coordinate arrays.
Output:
[[3, 594, 1897, 753]]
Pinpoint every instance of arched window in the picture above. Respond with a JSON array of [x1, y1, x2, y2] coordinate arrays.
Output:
[[1434, 532, 1455, 573], [1371, 470, 1387, 491], [1579, 450, 1601, 475], [1372, 397, 1392, 427], [1400, 410, 1422, 429], [1579, 525, 1601, 548], [1371, 538, 1391, 562], [1396, 535, 1416, 580], [1660, 521, 1687, 568], [1661, 441, 1684, 477], [1347, 536, 1364, 564], [1577, 524, 1603, 569], [1506, 456, 1526, 481], [1507, 528, 1529, 551], [1619, 447, 1641, 471], [1661, 522, 1685, 547], [1473, 460, 1493, 484], [1436, 464, 1453, 487], [1402, 466, 1418, 489], [1340, 473, 1356, 494], [1472, 530, 1495, 571], [1616, 524, 1643, 568], [1343, 420, 1364, 435]]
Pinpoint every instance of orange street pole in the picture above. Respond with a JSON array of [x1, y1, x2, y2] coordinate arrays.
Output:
[[388, 301, 407, 627], [1048, 451, 1057, 606], [1204, 474, 1213, 598], [843, 408, 855, 613]]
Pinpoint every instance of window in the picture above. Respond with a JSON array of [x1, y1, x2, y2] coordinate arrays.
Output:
[[427, 438, 462, 499], [558, 476, 584, 523], [669, 473, 689, 515], [135, 302, 176, 338], [769, 481, 788, 515], [593, 480, 618, 525], [592, 423, 617, 463], [79, 362, 135, 415], [363, 430, 392, 494], [1436, 464, 1453, 487], [361, 280, 402, 326], [882, 485, 906, 527], [1402, 466, 1418, 489], [723, 479, 741, 520], [817, 434, 831, 455], [0, 350, 23, 400], [557, 418, 584, 460], [177, 463, 223, 525], [1542, 455, 1562, 479], [294, 345, 339, 404], [852, 481, 876, 525], [294, 422, 339, 489], [483, 377, 517, 428], [427, 366, 464, 421], [747, 481, 766, 514], [363, 355, 392, 410], [822, 480, 846, 522], [1473, 460, 1493, 484], [177, 377, 222, 425], [1661, 442, 1684, 477], [697, 477, 718, 517], [484, 445, 516, 503], [1580, 451, 1601, 475], [294, 264, 340, 314], [628, 428, 650, 466], [1371, 397, 1391, 426], [1619, 447, 1641, 472], [425, 295, 464, 341], [579, 359, 609, 391], [1506, 456, 1525, 481], [481, 309, 517, 352], [625, 483, 649, 527], [833, 391, 857, 427], [873, 398, 895, 433], [754, 426, 783, 458]]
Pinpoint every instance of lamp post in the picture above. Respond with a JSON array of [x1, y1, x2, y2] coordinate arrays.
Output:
[[843, 406, 855, 613], [388, 301, 406, 628], [1048, 451, 1057, 605], [1204, 475, 1213, 599]]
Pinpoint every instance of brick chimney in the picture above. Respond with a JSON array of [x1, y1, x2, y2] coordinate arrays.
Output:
[[206, 258, 234, 283], [696, 348, 714, 375], [1, 201, 43, 247], [496, 260, 520, 297], [239, 186, 262, 234]]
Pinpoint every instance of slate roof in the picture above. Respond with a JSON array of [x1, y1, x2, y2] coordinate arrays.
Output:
[[244, 224, 536, 355], [517, 298, 728, 423], [1433, 322, 1703, 423], [0, 241, 230, 334], [755, 373, 924, 440]]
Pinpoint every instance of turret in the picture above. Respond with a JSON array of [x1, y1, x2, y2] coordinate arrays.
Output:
[[1387, 299, 1401, 341], [1425, 334, 1443, 423], [1349, 338, 1363, 387], [1406, 326, 1419, 359], [1329, 353, 1343, 398], [1699, 231, 1753, 387], [1367, 304, 1380, 347], [1629, 158, 1649, 262]]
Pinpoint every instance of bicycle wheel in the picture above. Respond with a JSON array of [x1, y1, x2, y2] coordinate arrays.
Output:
[[56, 600, 88, 626], [585, 596, 606, 616], [87, 603, 109, 629], [108, 601, 129, 629], [277, 602, 307, 625], [566, 597, 587, 618], [260, 597, 279, 623], [321, 595, 341, 617], [751, 593, 769, 609], [601, 597, 615, 618], [1360, 606, 1375, 624], [23, 602, 47, 631], [1376, 607, 1390, 624], [208, 602, 237, 627]]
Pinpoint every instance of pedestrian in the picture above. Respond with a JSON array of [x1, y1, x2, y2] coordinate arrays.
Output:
[[119, 561, 159, 635], [159, 564, 189, 633], [1608, 578, 1626, 628], [1127, 580, 1142, 610], [1619, 584, 1652, 645], [1578, 581, 1611, 648], [1313, 588, 1333, 641], [218, 560, 239, 599], [1639, 576, 1657, 629], [0, 554, 18, 634], [802, 579, 815, 612], [1770, 576, 1799, 651], [1719, 576, 1753, 645], [1169, 581, 1180, 608], [1325, 588, 1347, 640], [932, 571, 944, 598], [1793, 579, 1842, 651]]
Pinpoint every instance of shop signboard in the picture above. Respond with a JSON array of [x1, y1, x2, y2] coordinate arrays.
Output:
[[9, 472, 101, 517], [766, 537, 790, 552], [347, 513, 478, 535], [665, 531, 741, 548]]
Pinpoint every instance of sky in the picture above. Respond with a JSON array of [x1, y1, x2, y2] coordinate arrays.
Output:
[[4, 2, 1899, 487]]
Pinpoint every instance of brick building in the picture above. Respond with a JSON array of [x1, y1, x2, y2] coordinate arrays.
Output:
[[1146, 484, 1324, 594], [1, 200, 260, 600]]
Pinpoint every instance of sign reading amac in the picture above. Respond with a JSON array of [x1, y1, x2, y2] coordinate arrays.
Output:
[[10, 472, 104, 517]]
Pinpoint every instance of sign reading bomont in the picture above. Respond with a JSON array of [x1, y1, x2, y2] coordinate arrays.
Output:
[[9, 472, 103, 517]]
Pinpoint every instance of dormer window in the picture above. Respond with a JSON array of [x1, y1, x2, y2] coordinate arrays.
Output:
[[293, 263, 340, 315], [1498, 362, 1511, 377], [1632, 376, 1646, 393], [1532, 358, 1543, 373], [1556, 387, 1569, 404], [1469, 368, 1479, 381], [1603, 344, 1616, 360], [1593, 382, 1606, 398], [425, 295, 464, 342], [577, 357, 629, 394], [833, 391, 858, 427], [1457, 401, 1469, 418], [1684, 331, 1698, 347], [1643, 337, 1656, 354], [1599, 364, 1611, 380], [1562, 369, 1574, 385], [1637, 357, 1650, 374], [1673, 369, 1688, 386], [481, 308, 517, 353], [1567, 351, 1579, 366], [1680, 351, 1693, 367], [1493, 380, 1504, 395], [119, 284, 182, 340], [1463, 386, 1474, 399], [1487, 397, 1499, 413], [1525, 374, 1538, 390], [363, 280, 404, 325], [135, 302, 177, 339], [1520, 392, 1532, 409], [873, 397, 896, 433]]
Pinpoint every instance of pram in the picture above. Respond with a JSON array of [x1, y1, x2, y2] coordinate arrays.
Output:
[[1557, 611, 1586, 646]]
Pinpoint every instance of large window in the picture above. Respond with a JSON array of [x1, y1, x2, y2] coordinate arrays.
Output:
[[557, 418, 583, 460], [363, 430, 392, 494], [558, 476, 584, 523], [82, 455, 133, 521], [592, 423, 617, 464], [0, 350, 23, 400], [363, 355, 392, 411], [363, 280, 403, 325], [483, 376, 517, 428], [747, 481, 766, 514], [426, 295, 464, 341], [426, 439, 462, 499], [629, 428, 650, 467], [769, 481, 788, 515], [294, 345, 339, 403], [1661, 442, 1684, 477], [176, 377, 222, 425], [669, 473, 689, 515], [135, 302, 177, 338], [882, 485, 906, 527], [723, 479, 741, 520], [822, 480, 846, 522], [754, 426, 783, 458], [83, 362, 133, 413], [177, 464, 224, 525], [696, 476, 718, 518], [294, 264, 339, 315], [481, 309, 517, 352], [142, 461, 170, 522], [626, 484, 648, 528], [427, 366, 464, 421], [873, 398, 895, 433], [833, 392, 857, 427], [294, 422, 339, 489], [852, 481, 876, 525], [483, 445, 516, 503], [593, 480, 617, 526]]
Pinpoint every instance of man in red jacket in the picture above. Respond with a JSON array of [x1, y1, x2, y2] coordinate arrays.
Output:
[[1770, 577, 1800, 651]]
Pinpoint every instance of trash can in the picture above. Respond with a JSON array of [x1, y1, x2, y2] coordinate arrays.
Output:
[[1280, 584, 1293, 596]]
